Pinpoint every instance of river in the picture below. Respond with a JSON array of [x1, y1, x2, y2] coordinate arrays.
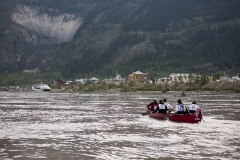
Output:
[[0, 91, 239, 160]]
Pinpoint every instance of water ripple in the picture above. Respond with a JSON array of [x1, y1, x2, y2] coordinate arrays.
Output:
[[0, 91, 239, 159]]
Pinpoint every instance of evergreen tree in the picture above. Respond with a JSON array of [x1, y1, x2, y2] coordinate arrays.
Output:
[[150, 74, 155, 83], [201, 73, 208, 84], [213, 73, 221, 81], [195, 75, 200, 83], [188, 73, 193, 84]]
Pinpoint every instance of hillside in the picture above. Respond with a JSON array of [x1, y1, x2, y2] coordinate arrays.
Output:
[[0, 0, 240, 85]]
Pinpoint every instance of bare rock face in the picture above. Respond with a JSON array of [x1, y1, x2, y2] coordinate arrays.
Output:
[[11, 4, 83, 43]]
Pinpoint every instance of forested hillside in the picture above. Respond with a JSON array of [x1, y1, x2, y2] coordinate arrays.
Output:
[[0, 0, 240, 85]]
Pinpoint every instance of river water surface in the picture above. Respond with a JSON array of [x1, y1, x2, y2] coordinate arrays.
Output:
[[0, 91, 240, 160]]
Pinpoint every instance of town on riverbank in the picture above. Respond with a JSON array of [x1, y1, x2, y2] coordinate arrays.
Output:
[[1, 71, 240, 93]]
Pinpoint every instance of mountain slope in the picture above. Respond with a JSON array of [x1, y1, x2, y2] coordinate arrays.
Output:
[[0, 0, 240, 83]]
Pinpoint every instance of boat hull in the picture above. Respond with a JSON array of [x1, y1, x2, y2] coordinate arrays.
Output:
[[148, 108, 202, 123], [149, 113, 169, 120], [32, 83, 51, 92]]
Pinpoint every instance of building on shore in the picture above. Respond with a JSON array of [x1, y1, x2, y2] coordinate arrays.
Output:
[[128, 71, 148, 83], [170, 73, 190, 82]]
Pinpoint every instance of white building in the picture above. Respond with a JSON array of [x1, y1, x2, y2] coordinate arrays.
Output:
[[232, 73, 240, 81], [89, 77, 99, 83], [220, 76, 228, 81], [75, 79, 87, 84], [170, 73, 189, 82], [170, 73, 199, 82]]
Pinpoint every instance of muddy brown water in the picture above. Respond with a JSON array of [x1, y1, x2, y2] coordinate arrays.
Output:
[[0, 91, 240, 160]]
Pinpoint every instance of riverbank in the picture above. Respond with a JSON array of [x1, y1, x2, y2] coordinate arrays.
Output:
[[168, 81, 240, 92], [51, 81, 240, 93]]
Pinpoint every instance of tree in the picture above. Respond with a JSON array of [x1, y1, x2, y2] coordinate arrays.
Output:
[[213, 73, 221, 81], [201, 73, 208, 84], [150, 74, 155, 83], [178, 75, 182, 82], [188, 73, 193, 84], [195, 75, 200, 83]]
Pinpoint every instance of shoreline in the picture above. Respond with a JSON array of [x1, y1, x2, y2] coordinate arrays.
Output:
[[3, 81, 240, 93], [51, 81, 240, 93]]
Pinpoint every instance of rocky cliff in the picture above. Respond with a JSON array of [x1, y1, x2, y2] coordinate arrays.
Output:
[[11, 4, 83, 43]]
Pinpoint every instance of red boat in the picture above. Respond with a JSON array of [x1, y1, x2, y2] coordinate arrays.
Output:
[[148, 112, 169, 120], [147, 108, 203, 123]]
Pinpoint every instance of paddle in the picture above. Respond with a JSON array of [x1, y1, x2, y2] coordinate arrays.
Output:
[[164, 115, 170, 120], [142, 102, 151, 116], [200, 108, 205, 122], [142, 112, 149, 116]]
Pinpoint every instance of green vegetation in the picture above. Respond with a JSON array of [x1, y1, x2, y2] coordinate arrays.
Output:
[[213, 73, 221, 81], [0, 0, 240, 85], [51, 81, 240, 93], [200, 74, 208, 84], [0, 72, 52, 87]]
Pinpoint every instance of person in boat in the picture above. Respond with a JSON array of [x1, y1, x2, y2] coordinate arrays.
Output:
[[153, 100, 167, 113], [146, 99, 159, 112], [188, 101, 200, 114], [174, 99, 187, 114], [163, 98, 173, 113]]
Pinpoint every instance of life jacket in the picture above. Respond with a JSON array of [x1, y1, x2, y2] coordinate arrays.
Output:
[[159, 104, 166, 110], [164, 104, 168, 110], [151, 102, 158, 111], [189, 104, 199, 111], [164, 102, 173, 110], [159, 104, 168, 110], [178, 104, 185, 111]]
